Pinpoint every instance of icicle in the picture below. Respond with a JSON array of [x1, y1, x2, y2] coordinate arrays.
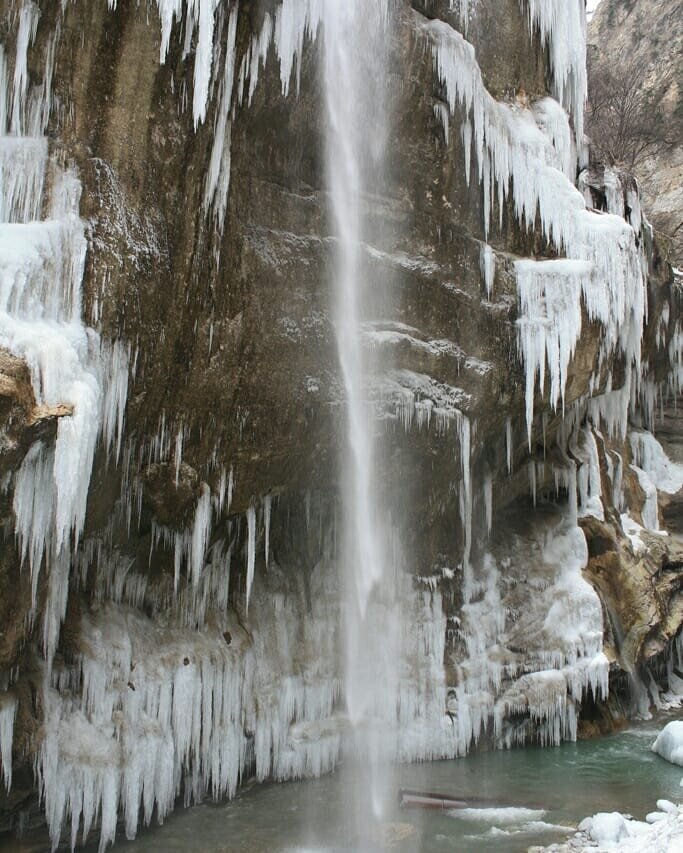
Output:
[[203, 2, 238, 230], [101, 340, 129, 463], [0, 694, 17, 791], [227, 465, 234, 509], [190, 484, 212, 586], [457, 414, 473, 599], [505, 417, 513, 475], [217, 467, 227, 514], [425, 17, 646, 446], [174, 429, 184, 487], [479, 243, 495, 297], [516, 259, 592, 443], [521, 0, 587, 142], [246, 503, 256, 612], [264, 495, 272, 569], [483, 473, 492, 535], [462, 119, 472, 186], [10, 1, 40, 135]]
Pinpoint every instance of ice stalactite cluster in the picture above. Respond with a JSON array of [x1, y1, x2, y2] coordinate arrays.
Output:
[[114, 0, 326, 231], [423, 512, 609, 755], [42, 549, 501, 849], [521, 0, 587, 141], [516, 259, 592, 439], [106, 0, 219, 129], [426, 13, 647, 444], [40, 558, 341, 851], [0, 1, 129, 665]]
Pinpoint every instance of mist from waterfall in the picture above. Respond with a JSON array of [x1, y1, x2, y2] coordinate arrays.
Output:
[[322, 0, 398, 840]]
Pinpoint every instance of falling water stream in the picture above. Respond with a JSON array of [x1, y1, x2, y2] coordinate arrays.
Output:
[[323, 0, 397, 840]]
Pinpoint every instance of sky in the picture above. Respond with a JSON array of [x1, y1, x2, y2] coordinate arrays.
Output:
[[587, 0, 604, 17]]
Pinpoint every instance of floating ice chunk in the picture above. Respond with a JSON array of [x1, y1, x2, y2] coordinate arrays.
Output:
[[448, 806, 546, 823], [587, 812, 630, 844], [646, 811, 669, 823], [652, 721, 683, 766], [656, 800, 678, 815]]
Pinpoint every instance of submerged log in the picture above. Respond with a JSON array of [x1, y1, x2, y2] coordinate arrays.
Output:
[[399, 790, 482, 810], [398, 789, 543, 811]]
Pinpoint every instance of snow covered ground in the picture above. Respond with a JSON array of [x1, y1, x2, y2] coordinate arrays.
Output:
[[653, 721, 683, 767], [538, 803, 683, 852], [540, 718, 683, 852]]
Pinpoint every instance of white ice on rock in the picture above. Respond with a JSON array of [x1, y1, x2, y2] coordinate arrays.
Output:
[[522, 1, 587, 141], [542, 802, 683, 852], [516, 260, 592, 442], [0, 2, 129, 664], [39, 562, 417, 850], [652, 721, 683, 767], [630, 431, 683, 496], [446, 511, 608, 755], [480, 243, 496, 297], [425, 13, 646, 442]]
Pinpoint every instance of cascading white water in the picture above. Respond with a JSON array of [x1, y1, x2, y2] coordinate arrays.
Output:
[[322, 0, 397, 837]]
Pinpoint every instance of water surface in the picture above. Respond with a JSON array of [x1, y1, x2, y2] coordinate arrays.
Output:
[[100, 717, 682, 852]]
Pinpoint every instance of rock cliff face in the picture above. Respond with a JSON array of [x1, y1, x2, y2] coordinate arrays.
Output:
[[589, 0, 683, 266], [0, 0, 682, 848]]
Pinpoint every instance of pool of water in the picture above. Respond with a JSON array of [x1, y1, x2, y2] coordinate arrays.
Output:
[[92, 716, 682, 853]]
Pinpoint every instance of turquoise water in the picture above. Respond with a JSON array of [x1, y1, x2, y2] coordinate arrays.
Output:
[[98, 716, 682, 852]]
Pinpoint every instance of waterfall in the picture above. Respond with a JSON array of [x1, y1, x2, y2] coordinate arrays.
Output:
[[322, 0, 398, 835], [1, 2, 681, 849]]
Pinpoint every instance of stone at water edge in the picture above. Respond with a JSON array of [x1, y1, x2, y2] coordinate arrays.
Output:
[[652, 721, 683, 766], [585, 812, 630, 844], [646, 811, 669, 823]]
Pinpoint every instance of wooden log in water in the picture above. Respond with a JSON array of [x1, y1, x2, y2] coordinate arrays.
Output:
[[399, 790, 480, 810], [398, 789, 544, 812]]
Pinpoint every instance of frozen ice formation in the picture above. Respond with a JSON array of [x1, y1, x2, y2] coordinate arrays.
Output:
[[652, 721, 683, 767]]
